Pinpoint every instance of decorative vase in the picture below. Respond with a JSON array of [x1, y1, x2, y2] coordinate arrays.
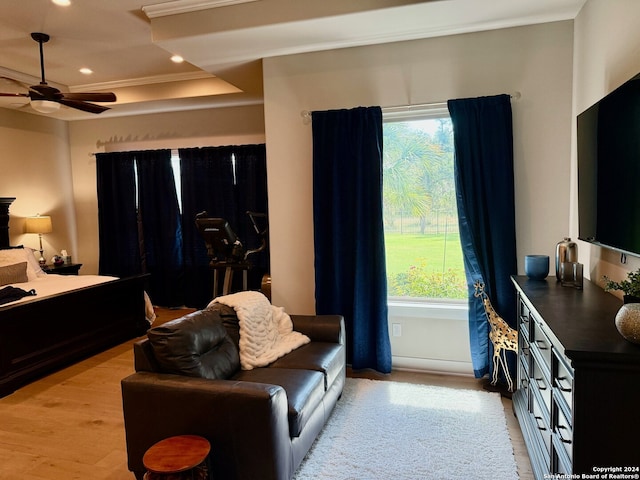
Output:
[[555, 237, 578, 281], [524, 255, 549, 280], [614, 303, 640, 345]]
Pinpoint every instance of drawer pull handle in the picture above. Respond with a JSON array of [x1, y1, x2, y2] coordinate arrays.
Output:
[[522, 345, 530, 356], [557, 425, 572, 444], [535, 377, 547, 390], [557, 376, 572, 392], [521, 378, 529, 389], [535, 340, 549, 350], [534, 416, 547, 431]]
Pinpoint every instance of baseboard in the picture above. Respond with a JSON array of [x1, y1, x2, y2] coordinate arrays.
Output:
[[392, 356, 474, 376]]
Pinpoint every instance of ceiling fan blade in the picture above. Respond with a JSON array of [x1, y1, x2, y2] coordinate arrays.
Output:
[[58, 98, 110, 114], [61, 92, 117, 102], [30, 83, 61, 98], [0, 92, 29, 98]]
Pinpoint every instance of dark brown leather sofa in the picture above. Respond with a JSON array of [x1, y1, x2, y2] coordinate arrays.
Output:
[[121, 304, 345, 480]]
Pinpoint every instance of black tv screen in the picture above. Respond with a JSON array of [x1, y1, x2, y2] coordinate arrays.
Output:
[[577, 73, 640, 257]]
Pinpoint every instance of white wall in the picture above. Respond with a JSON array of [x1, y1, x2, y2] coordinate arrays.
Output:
[[264, 21, 575, 314], [0, 109, 76, 260], [572, 0, 640, 296]]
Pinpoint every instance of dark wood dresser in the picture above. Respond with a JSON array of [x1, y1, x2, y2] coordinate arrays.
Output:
[[511, 276, 640, 478], [42, 263, 82, 275], [0, 197, 16, 249]]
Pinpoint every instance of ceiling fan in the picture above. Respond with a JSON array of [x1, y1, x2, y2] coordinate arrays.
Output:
[[0, 32, 116, 114]]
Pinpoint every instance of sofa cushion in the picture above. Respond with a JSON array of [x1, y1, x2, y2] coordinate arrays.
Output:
[[269, 342, 345, 390], [147, 309, 240, 380], [206, 302, 241, 348], [232, 367, 325, 438]]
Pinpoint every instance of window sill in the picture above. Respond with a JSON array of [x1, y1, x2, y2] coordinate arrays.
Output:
[[388, 297, 468, 321]]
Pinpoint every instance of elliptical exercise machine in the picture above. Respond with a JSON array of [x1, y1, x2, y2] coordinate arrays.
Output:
[[195, 211, 268, 298]]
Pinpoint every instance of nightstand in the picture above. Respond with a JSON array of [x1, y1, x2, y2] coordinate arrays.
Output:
[[42, 263, 82, 275]]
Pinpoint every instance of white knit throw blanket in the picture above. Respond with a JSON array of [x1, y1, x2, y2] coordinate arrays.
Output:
[[208, 291, 310, 370]]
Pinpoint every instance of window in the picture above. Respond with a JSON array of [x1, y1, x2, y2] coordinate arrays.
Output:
[[171, 149, 182, 211], [383, 106, 466, 301], [132, 150, 182, 211]]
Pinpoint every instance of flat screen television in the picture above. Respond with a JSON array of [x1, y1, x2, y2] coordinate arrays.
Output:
[[577, 72, 640, 257]]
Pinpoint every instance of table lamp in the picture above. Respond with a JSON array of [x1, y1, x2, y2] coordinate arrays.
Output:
[[25, 214, 53, 265]]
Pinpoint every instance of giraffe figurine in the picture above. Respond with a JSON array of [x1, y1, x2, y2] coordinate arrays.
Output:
[[474, 280, 518, 392]]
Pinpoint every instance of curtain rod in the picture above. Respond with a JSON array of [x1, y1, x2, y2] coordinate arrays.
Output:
[[300, 91, 521, 124]]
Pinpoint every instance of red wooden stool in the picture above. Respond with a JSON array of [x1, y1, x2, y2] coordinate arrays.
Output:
[[143, 435, 210, 480]]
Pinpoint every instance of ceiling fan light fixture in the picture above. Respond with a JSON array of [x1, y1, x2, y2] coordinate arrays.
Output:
[[30, 99, 61, 113], [0, 32, 116, 115]]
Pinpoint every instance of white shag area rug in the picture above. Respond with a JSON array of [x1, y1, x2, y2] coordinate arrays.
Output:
[[294, 378, 519, 480]]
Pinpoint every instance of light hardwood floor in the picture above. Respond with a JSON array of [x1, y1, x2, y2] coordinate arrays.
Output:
[[0, 308, 533, 480]]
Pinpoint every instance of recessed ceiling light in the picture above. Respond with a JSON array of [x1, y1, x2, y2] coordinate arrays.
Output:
[[171, 55, 184, 63], [52, 0, 71, 6], [79, 67, 93, 75]]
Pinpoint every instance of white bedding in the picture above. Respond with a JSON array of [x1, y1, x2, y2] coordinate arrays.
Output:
[[1, 247, 156, 322], [1, 274, 119, 308]]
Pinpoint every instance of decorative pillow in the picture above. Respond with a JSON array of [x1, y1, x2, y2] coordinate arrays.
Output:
[[0, 262, 28, 286], [147, 309, 240, 380], [23, 247, 46, 277], [0, 248, 39, 281]]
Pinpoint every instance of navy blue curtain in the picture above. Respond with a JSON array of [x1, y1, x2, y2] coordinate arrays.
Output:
[[179, 146, 237, 308], [96, 152, 141, 277], [447, 95, 517, 380], [136, 150, 184, 307], [97, 146, 268, 310], [234, 144, 269, 290], [312, 106, 392, 374], [179, 144, 268, 307]]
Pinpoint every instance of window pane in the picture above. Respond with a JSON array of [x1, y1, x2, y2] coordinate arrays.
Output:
[[171, 150, 182, 212], [383, 115, 466, 300]]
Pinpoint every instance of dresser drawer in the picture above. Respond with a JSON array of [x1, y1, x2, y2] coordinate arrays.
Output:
[[519, 329, 531, 375], [532, 392, 552, 458], [518, 356, 531, 399], [554, 398, 573, 462], [531, 319, 553, 371], [518, 299, 531, 341], [553, 445, 572, 477], [532, 354, 552, 414], [553, 350, 574, 419]]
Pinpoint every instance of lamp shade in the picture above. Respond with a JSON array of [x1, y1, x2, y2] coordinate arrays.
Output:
[[25, 215, 52, 234]]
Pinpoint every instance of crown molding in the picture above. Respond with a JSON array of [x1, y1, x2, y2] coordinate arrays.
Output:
[[0, 66, 215, 92], [69, 71, 216, 92], [142, 0, 259, 19], [0, 67, 65, 90]]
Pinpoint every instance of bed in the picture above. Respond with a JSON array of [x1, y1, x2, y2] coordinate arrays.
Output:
[[0, 197, 150, 398]]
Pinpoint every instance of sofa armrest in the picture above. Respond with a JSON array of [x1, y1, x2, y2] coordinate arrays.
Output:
[[133, 337, 161, 372], [121, 371, 292, 480], [290, 314, 344, 344]]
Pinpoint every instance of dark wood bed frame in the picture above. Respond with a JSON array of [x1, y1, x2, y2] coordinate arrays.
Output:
[[0, 197, 149, 398]]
